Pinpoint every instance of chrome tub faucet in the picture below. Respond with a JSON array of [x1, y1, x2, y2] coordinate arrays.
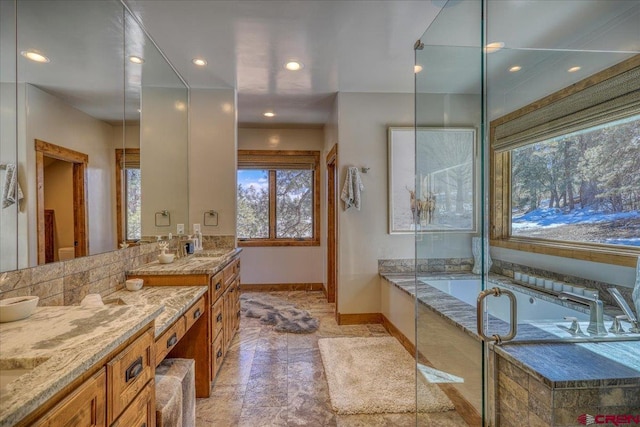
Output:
[[608, 287, 640, 333], [558, 291, 607, 336]]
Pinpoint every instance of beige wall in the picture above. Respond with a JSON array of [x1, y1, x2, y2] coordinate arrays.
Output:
[[238, 127, 325, 285], [335, 92, 481, 315], [22, 84, 116, 265], [189, 89, 237, 237], [43, 160, 74, 261]]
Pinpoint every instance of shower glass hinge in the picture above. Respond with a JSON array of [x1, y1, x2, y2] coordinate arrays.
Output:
[[414, 39, 424, 50]]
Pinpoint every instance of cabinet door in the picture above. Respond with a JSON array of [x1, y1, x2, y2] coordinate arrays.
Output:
[[34, 369, 106, 427], [109, 379, 155, 427], [107, 329, 155, 424]]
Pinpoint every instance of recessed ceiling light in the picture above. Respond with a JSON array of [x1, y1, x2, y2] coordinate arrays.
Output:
[[484, 42, 505, 53], [192, 58, 207, 66], [414, 65, 423, 73], [567, 66, 581, 73], [129, 55, 144, 64], [137, 108, 141, 113], [263, 111, 275, 118], [20, 50, 50, 63], [285, 61, 303, 71], [509, 65, 522, 72], [175, 101, 186, 111]]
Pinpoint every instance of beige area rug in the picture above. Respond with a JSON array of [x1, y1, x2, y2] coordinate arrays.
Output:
[[318, 337, 454, 415]]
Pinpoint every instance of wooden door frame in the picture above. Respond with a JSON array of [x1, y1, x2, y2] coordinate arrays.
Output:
[[326, 144, 338, 309], [36, 139, 89, 264]]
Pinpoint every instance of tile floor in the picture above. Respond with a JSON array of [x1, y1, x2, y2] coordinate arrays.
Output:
[[196, 291, 467, 426]]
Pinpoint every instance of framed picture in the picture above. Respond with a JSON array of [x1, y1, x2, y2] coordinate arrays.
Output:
[[388, 127, 477, 234]]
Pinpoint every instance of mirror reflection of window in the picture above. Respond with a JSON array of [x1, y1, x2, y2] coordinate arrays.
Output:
[[116, 149, 141, 243]]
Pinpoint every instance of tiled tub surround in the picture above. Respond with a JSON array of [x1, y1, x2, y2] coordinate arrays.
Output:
[[491, 258, 635, 309], [0, 304, 163, 426], [381, 273, 640, 426], [0, 242, 162, 306]]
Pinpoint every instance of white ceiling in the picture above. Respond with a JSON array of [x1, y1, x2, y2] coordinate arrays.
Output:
[[5, 1, 639, 126], [125, 0, 443, 125]]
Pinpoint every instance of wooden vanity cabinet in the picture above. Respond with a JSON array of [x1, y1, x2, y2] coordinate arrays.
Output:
[[32, 368, 107, 427], [28, 325, 155, 427], [127, 256, 241, 386]]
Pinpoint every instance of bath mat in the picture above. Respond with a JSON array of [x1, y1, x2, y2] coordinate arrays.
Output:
[[318, 337, 454, 415], [241, 297, 318, 333]]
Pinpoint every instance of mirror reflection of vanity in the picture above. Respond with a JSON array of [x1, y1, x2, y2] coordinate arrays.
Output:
[[0, 0, 188, 273]]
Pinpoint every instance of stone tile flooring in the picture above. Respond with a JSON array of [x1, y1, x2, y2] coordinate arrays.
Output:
[[196, 291, 467, 426]]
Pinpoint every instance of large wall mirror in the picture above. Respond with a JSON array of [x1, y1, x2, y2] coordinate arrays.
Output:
[[0, 0, 188, 273]]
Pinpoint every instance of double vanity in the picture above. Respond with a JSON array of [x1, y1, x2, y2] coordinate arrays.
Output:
[[0, 249, 241, 427]]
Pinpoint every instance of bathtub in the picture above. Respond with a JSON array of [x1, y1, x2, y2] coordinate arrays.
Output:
[[419, 278, 590, 323]]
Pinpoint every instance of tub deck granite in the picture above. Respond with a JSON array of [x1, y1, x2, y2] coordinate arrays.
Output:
[[0, 304, 163, 426], [381, 272, 640, 388]]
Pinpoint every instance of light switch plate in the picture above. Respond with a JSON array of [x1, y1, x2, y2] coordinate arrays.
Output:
[[177, 224, 185, 235], [193, 223, 201, 233]]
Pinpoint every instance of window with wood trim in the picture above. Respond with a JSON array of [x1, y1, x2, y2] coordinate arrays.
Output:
[[115, 149, 141, 243], [237, 150, 320, 246], [490, 55, 640, 267]]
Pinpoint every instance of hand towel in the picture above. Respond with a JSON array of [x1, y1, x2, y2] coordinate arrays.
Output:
[[2, 163, 24, 209], [340, 167, 364, 210]]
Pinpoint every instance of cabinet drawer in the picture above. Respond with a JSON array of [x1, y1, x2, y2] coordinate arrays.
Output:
[[211, 332, 225, 380], [211, 296, 224, 339], [223, 259, 240, 286], [155, 316, 186, 366], [110, 378, 155, 427], [210, 271, 224, 302], [34, 368, 106, 427], [185, 295, 206, 331], [107, 329, 155, 424]]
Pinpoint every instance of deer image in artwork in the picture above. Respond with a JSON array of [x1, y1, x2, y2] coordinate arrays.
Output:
[[407, 186, 436, 226]]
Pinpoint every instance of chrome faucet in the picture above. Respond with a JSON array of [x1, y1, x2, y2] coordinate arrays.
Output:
[[608, 287, 640, 333], [558, 291, 607, 336]]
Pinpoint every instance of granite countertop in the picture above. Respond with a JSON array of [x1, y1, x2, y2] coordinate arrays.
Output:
[[381, 272, 640, 384], [0, 304, 163, 426], [109, 285, 208, 337], [128, 248, 241, 276]]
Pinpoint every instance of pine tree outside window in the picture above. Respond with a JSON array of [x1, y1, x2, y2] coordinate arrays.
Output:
[[490, 56, 640, 267], [237, 150, 320, 246]]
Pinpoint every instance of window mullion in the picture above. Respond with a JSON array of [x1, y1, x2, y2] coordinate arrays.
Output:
[[269, 170, 277, 239]]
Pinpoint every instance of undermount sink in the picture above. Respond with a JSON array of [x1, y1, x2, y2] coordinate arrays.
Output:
[[0, 357, 49, 394]]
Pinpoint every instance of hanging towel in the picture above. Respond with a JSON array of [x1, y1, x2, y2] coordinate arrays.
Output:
[[2, 163, 24, 209], [340, 167, 364, 210]]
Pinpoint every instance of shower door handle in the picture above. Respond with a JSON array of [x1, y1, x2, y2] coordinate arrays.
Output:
[[477, 287, 517, 344]]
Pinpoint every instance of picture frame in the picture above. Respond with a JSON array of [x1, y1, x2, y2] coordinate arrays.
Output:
[[388, 127, 477, 234]]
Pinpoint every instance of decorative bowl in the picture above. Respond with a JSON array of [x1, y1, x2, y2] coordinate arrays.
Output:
[[0, 296, 39, 323], [158, 253, 175, 264], [125, 278, 144, 291]]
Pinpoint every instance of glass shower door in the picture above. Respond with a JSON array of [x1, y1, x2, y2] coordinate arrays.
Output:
[[414, 1, 487, 426]]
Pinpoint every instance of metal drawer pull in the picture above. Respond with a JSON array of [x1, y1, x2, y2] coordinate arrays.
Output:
[[217, 313, 223, 322], [141, 424, 146, 427], [215, 282, 222, 290], [125, 356, 144, 383], [166, 333, 178, 348], [193, 308, 201, 319], [216, 349, 223, 358], [477, 287, 517, 344]]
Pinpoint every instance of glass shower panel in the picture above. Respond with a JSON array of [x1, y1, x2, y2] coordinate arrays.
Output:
[[485, 0, 640, 344], [414, 1, 486, 426]]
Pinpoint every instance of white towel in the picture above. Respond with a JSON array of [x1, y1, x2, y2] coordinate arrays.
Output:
[[340, 167, 364, 210], [2, 163, 24, 209]]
